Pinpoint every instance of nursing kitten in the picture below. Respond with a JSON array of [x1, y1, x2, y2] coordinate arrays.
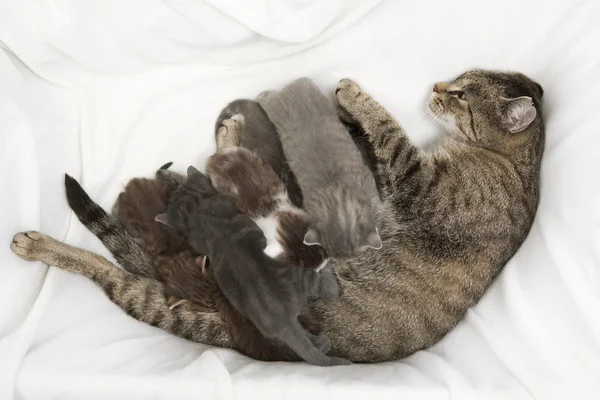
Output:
[[112, 175, 215, 312], [215, 99, 303, 207], [155, 165, 349, 366], [258, 78, 382, 258], [207, 120, 328, 269], [113, 173, 322, 361], [13, 69, 545, 363]]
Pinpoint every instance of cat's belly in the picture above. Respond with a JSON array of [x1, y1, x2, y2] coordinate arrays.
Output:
[[253, 216, 284, 258]]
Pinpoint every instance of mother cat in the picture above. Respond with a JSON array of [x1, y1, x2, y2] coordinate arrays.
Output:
[[11, 69, 544, 362]]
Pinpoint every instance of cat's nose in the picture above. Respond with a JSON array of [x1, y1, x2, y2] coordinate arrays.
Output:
[[433, 82, 447, 93]]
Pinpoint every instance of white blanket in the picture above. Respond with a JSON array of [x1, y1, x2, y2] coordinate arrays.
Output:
[[1, 0, 599, 399]]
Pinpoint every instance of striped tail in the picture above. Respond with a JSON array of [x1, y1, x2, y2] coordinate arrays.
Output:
[[64, 174, 159, 280]]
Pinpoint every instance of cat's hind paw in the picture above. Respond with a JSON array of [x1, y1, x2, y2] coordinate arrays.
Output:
[[11, 231, 55, 263]]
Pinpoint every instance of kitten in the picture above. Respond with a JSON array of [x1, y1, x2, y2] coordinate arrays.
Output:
[[215, 99, 303, 207], [258, 77, 382, 259], [112, 175, 215, 312], [155, 165, 350, 366], [113, 173, 322, 361], [207, 119, 328, 269]]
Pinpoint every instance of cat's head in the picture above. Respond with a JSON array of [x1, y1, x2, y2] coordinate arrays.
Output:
[[304, 187, 382, 259], [155, 166, 211, 233], [428, 69, 544, 145]]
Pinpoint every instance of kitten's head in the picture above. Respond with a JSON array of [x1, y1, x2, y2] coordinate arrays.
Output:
[[304, 187, 381, 259], [428, 69, 544, 145], [155, 166, 212, 233]]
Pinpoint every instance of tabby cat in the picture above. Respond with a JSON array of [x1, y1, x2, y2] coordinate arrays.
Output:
[[11, 69, 544, 362]]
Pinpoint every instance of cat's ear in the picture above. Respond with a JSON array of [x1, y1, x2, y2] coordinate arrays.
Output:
[[501, 96, 537, 133], [366, 228, 382, 250], [155, 213, 171, 227], [187, 165, 201, 178], [303, 228, 322, 246]]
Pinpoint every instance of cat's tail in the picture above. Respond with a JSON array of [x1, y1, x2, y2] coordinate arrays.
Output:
[[64, 174, 159, 279]]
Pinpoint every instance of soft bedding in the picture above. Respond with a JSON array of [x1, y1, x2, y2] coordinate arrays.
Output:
[[0, 0, 599, 399]]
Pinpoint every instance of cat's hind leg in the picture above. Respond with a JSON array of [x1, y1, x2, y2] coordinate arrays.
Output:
[[64, 174, 159, 280], [216, 116, 243, 150], [10, 231, 232, 347]]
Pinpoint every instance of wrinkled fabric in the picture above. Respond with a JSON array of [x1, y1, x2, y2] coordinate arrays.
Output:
[[0, 0, 599, 399]]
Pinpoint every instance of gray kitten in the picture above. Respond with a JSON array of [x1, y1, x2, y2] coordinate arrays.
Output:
[[258, 78, 382, 258], [155, 166, 350, 367]]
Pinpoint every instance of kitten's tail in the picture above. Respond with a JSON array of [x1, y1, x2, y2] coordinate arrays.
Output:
[[64, 174, 159, 279]]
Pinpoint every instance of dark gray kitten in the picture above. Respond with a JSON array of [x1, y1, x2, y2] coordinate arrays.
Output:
[[155, 166, 350, 367], [258, 78, 382, 258]]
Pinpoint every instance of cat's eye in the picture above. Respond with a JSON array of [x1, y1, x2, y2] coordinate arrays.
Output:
[[449, 91, 467, 101]]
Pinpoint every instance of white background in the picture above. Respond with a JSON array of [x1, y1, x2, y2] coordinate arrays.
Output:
[[0, 0, 599, 399]]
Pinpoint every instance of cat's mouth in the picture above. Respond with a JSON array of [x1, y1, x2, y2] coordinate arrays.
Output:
[[428, 97, 457, 133]]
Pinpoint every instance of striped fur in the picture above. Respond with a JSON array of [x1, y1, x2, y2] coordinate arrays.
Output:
[[11, 70, 545, 363]]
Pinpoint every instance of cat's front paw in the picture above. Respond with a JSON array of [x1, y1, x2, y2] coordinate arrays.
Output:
[[216, 117, 242, 150], [335, 78, 364, 114], [11, 231, 54, 263]]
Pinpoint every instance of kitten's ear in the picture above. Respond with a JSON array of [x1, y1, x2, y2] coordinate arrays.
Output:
[[303, 228, 322, 246], [366, 229, 382, 250], [501, 96, 537, 133], [155, 213, 171, 227], [187, 165, 201, 178]]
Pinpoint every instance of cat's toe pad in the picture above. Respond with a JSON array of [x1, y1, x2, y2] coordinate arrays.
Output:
[[11, 231, 50, 262]]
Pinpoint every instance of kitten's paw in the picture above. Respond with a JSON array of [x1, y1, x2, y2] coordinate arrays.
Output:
[[318, 266, 341, 302], [335, 78, 367, 118], [312, 333, 331, 353], [216, 117, 242, 150], [11, 231, 54, 263], [167, 296, 187, 310], [322, 356, 352, 367]]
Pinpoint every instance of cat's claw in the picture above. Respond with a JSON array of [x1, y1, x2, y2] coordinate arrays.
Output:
[[167, 296, 187, 310]]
